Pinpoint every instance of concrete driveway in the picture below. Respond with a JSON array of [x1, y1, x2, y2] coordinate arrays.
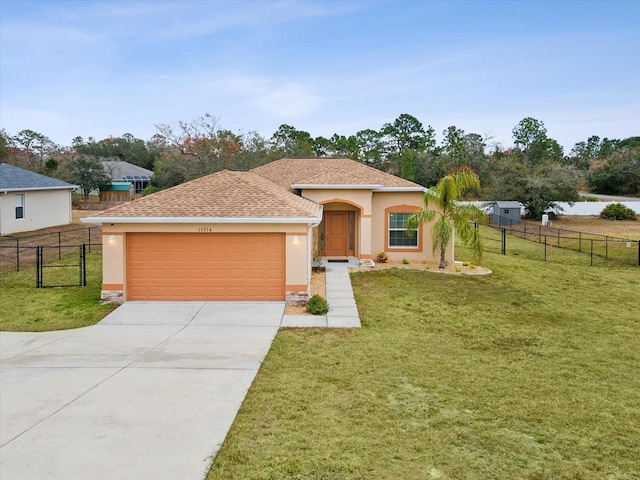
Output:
[[0, 301, 284, 480]]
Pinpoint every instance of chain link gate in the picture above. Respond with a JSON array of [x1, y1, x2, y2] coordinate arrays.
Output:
[[36, 244, 88, 288]]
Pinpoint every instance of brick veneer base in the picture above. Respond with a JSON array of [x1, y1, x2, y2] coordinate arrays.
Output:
[[101, 289, 308, 306], [286, 290, 309, 306], [101, 290, 124, 304]]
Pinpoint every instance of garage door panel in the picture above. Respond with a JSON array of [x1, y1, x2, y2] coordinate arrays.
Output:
[[127, 233, 285, 301]]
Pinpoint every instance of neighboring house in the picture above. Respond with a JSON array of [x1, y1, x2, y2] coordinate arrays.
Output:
[[0, 163, 76, 236], [84, 158, 449, 305], [101, 160, 153, 194]]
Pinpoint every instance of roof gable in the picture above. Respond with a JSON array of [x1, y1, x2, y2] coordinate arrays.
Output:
[[251, 157, 423, 189], [88, 169, 320, 220], [0, 163, 76, 191]]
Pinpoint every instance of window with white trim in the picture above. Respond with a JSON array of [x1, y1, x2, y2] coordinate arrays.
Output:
[[388, 212, 418, 247], [15, 194, 24, 219]]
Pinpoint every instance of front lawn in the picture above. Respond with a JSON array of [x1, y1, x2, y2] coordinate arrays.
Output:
[[0, 252, 116, 331], [208, 237, 640, 478]]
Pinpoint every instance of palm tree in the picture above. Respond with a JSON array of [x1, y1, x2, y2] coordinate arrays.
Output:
[[407, 166, 486, 268]]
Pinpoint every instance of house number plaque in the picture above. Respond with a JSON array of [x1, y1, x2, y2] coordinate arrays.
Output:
[[198, 227, 213, 232]]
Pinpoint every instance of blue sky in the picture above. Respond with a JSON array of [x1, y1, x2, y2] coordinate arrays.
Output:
[[1, 0, 638, 152]]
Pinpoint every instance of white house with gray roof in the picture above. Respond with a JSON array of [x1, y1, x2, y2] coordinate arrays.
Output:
[[0, 163, 76, 235]]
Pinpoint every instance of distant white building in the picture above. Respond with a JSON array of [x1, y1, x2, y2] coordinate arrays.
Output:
[[0, 163, 76, 235]]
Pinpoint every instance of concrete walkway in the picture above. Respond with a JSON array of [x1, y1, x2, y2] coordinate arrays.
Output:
[[281, 261, 362, 328], [0, 302, 283, 480]]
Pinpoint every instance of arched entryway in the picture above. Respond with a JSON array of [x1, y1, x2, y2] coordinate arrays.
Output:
[[318, 201, 362, 258]]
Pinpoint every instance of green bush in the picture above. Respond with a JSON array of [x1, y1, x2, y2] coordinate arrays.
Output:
[[402, 258, 409, 265], [306, 295, 329, 315], [600, 203, 637, 221]]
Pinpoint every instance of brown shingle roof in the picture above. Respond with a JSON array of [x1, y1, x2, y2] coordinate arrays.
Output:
[[90, 170, 320, 219], [251, 157, 423, 189]]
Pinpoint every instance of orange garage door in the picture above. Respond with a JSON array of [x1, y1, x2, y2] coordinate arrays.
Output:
[[126, 233, 285, 301]]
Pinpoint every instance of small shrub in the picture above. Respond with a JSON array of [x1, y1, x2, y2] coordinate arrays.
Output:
[[600, 203, 637, 221], [306, 295, 329, 315], [402, 258, 409, 265], [582, 195, 599, 202], [376, 252, 388, 263]]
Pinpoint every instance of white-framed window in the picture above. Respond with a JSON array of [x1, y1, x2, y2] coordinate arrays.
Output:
[[388, 212, 418, 247], [15, 194, 24, 219]]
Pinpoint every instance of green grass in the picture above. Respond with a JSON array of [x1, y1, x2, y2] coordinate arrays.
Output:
[[208, 233, 640, 479], [0, 252, 116, 331], [486, 223, 639, 267]]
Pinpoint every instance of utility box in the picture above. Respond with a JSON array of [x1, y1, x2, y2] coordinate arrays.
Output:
[[542, 214, 549, 226], [492, 201, 522, 226]]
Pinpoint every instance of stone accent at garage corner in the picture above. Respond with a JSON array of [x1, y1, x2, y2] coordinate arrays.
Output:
[[101, 289, 124, 304], [286, 289, 309, 306]]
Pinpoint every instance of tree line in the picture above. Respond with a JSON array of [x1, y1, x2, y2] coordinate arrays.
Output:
[[1, 114, 637, 219]]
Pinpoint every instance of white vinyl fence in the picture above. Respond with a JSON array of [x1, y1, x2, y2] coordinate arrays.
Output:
[[465, 201, 640, 216]]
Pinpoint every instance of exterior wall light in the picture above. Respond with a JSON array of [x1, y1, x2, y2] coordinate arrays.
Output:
[[293, 235, 300, 244], [108, 235, 115, 244]]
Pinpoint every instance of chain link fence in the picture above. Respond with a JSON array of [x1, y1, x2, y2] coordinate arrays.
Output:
[[0, 227, 102, 288], [480, 223, 639, 266]]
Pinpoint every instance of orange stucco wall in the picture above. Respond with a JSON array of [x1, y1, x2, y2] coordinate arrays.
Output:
[[300, 188, 452, 264]]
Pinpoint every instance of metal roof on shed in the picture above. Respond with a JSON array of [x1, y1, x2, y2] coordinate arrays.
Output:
[[495, 201, 522, 208]]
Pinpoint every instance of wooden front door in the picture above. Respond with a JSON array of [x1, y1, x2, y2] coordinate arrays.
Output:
[[324, 211, 355, 257]]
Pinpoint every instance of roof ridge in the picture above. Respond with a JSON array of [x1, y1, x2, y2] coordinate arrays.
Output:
[[232, 170, 318, 215], [251, 157, 423, 189]]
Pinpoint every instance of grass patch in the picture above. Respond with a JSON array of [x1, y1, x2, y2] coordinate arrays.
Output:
[[0, 252, 116, 331], [482, 224, 639, 267], [208, 235, 640, 479]]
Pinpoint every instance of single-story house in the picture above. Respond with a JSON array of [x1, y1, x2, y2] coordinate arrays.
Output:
[[101, 160, 153, 194], [84, 158, 450, 304], [0, 163, 76, 235]]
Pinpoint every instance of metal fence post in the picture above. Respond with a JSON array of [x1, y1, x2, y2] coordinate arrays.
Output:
[[502, 228, 506, 255], [590, 239, 594, 267], [82, 244, 87, 287], [578, 232, 582, 253], [16, 237, 20, 272], [605, 236, 608, 259], [36, 246, 42, 288], [544, 235, 547, 261]]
